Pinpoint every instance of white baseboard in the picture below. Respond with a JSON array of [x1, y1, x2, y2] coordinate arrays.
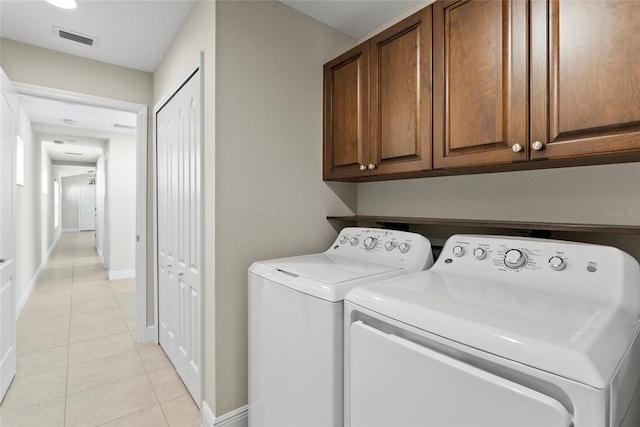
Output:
[[62, 228, 80, 233], [108, 269, 135, 280], [145, 325, 157, 344], [201, 402, 248, 427], [17, 231, 61, 317]]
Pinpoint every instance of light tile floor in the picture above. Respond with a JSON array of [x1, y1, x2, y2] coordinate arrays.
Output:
[[0, 232, 201, 427]]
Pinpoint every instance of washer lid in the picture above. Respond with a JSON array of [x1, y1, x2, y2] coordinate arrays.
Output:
[[264, 254, 401, 284], [346, 271, 640, 388], [251, 254, 402, 302]]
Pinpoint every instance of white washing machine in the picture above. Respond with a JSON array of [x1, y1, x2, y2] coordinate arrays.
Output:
[[344, 234, 640, 427], [248, 227, 434, 427]]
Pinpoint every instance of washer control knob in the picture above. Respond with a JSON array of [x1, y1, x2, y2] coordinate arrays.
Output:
[[473, 248, 487, 260], [398, 243, 410, 253], [384, 241, 396, 251], [349, 237, 359, 246], [504, 249, 527, 269], [452, 246, 465, 257], [339, 235, 348, 244], [364, 237, 378, 250], [549, 256, 566, 271]]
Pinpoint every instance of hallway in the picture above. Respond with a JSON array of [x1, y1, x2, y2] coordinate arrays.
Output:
[[0, 232, 200, 426]]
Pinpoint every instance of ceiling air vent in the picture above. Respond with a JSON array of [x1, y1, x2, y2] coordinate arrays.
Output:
[[53, 26, 99, 48], [111, 123, 136, 131]]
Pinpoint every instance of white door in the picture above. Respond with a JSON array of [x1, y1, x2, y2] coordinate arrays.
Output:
[[0, 68, 17, 403], [349, 321, 573, 427], [79, 184, 96, 231], [157, 69, 202, 406]]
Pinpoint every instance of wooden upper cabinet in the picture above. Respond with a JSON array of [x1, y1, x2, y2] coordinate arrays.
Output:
[[370, 6, 432, 175], [530, 0, 640, 160], [433, 0, 528, 169], [323, 43, 370, 180]]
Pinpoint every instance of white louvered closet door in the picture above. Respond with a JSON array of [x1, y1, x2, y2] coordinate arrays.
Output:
[[157, 69, 202, 407]]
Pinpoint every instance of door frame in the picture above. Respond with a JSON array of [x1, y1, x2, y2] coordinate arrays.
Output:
[[152, 51, 204, 401], [14, 83, 149, 343]]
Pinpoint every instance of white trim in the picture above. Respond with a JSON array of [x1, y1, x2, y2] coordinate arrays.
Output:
[[108, 269, 135, 281], [17, 231, 61, 317], [62, 228, 80, 233], [201, 401, 215, 427], [135, 106, 148, 343], [201, 403, 248, 427], [145, 325, 157, 344]]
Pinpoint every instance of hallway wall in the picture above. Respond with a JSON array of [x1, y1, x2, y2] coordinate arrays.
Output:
[[15, 102, 42, 309], [61, 174, 93, 231]]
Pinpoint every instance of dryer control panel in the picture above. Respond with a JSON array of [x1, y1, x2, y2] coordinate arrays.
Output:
[[436, 234, 640, 312], [329, 227, 434, 272]]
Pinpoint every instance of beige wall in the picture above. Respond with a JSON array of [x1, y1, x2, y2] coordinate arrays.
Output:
[[358, 162, 640, 259], [215, 0, 356, 415], [0, 38, 152, 106]]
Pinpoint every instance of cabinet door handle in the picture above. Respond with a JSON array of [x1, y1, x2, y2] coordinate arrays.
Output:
[[512, 144, 523, 153], [368, 164, 376, 170], [359, 164, 367, 171], [532, 141, 544, 151]]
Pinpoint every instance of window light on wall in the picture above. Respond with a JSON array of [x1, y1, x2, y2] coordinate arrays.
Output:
[[42, 167, 48, 194], [16, 136, 24, 186], [54, 180, 60, 227]]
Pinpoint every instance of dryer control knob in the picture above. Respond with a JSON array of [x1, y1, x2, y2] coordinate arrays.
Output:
[[549, 256, 566, 271], [473, 248, 487, 260], [504, 249, 527, 269], [398, 243, 410, 253], [452, 246, 465, 257], [364, 237, 378, 250], [339, 235, 348, 244], [349, 237, 359, 246], [384, 241, 396, 251]]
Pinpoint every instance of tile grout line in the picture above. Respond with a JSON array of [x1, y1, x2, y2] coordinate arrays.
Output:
[[63, 231, 78, 427]]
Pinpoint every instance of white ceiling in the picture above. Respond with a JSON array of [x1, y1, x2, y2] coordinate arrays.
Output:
[[280, 0, 428, 40], [0, 0, 196, 73], [19, 94, 136, 135]]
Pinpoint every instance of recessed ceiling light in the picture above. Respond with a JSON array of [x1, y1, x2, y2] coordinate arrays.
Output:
[[46, 0, 77, 10]]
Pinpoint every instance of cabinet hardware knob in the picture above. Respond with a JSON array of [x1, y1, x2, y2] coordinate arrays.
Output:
[[532, 141, 544, 151], [512, 144, 523, 153], [359, 164, 367, 171], [368, 164, 376, 170]]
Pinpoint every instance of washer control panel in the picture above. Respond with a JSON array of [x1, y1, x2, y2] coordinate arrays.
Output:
[[329, 227, 434, 271], [434, 234, 640, 306]]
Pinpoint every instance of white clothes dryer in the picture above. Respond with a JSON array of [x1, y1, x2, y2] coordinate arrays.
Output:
[[344, 234, 640, 427], [248, 227, 434, 427]]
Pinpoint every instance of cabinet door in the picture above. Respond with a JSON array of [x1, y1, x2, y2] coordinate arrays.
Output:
[[370, 6, 432, 175], [323, 43, 370, 180], [433, 0, 528, 169], [531, 0, 640, 160]]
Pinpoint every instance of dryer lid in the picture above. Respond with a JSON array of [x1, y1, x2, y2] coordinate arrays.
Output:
[[263, 253, 401, 284], [346, 271, 640, 388]]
